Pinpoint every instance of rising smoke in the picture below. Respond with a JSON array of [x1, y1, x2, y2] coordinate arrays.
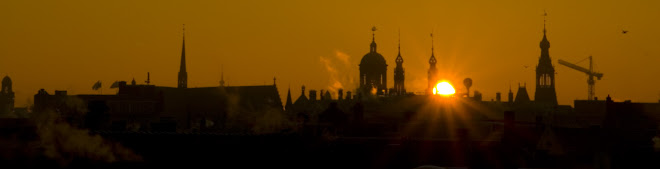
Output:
[[0, 97, 142, 167], [319, 50, 356, 96]]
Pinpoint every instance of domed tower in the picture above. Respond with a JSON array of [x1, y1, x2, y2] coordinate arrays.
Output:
[[393, 31, 405, 96], [359, 26, 388, 95], [534, 14, 558, 105], [427, 33, 438, 94], [0, 76, 15, 114]]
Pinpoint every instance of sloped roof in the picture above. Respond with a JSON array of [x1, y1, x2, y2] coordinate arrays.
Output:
[[514, 86, 530, 104], [154, 85, 282, 114]]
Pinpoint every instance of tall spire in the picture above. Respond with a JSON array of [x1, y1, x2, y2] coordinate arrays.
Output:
[[181, 24, 186, 72], [431, 32, 434, 54], [429, 32, 436, 65], [178, 24, 188, 88], [396, 29, 403, 64], [398, 29, 401, 56], [285, 86, 293, 112]]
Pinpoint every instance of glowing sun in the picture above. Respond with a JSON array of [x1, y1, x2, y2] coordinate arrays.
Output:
[[433, 82, 456, 96]]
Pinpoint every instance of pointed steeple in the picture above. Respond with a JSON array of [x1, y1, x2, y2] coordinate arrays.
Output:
[[220, 66, 225, 87], [429, 32, 436, 65], [178, 24, 188, 88], [285, 86, 293, 112], [180, 26, 186, 73], [395, 29, 403, 64]]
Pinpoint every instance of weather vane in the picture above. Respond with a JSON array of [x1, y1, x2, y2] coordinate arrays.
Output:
[[543, 10, 547, 32], [430, 30, 434, 51]]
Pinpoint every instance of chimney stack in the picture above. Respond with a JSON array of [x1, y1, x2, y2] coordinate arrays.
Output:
[[309, 90, 317, 101]]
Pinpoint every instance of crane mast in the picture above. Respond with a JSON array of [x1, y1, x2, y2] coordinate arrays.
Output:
[[558, 56, 604, 101]]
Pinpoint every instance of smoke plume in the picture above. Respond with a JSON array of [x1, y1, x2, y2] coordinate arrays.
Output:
[[34, 110, 142, 165], [319, 50, 356, 96], [0, 97, 142, 167]]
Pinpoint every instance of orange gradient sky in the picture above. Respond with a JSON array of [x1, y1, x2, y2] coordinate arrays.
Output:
[[1, 0, 659, 107]]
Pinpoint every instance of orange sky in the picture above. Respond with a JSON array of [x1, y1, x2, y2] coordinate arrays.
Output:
[[1, 0, 659, 107]]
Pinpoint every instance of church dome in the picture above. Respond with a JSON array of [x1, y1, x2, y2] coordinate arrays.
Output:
[[2, 76, 11, 86], [360, 52, 387, 67]]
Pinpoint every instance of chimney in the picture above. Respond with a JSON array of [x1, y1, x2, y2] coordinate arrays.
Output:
[[309, 90, 317, 101], [473, 91, 482, 101], [338, 89, 344, 101], [320, 90, 324, 100], [496, 92, 501, 102], [346, 91, 352, 101]]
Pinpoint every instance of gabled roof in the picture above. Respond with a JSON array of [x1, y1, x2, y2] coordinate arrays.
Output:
[[294, 92, 308, 106], [514, 86, 530, 104]]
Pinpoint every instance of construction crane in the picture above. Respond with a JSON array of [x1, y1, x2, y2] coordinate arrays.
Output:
[[558, 56, 604, 101]]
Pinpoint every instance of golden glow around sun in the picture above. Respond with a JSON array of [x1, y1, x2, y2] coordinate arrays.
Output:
[[433, 82, 456, 96]]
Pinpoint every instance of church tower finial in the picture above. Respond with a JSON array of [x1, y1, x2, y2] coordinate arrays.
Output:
[[372, 26, 376, 41], [370, 26, 377, 53], [543, 10, 547, 34], [178, 24, 188, 88], [431, 32, 435, 55]]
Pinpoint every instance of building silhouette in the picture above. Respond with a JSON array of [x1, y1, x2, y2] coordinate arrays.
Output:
[[0, 76, 15, 115], [392, 32, 406, 96], [33, 32, 282, 132], [13, 25, 660, 169], [534, 20, 558, 105], [359, 27, 387, 95]]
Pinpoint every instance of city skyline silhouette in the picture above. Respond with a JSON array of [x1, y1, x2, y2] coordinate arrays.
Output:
[[0, 0, 659, 107], [2, 1, 660, 168]]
